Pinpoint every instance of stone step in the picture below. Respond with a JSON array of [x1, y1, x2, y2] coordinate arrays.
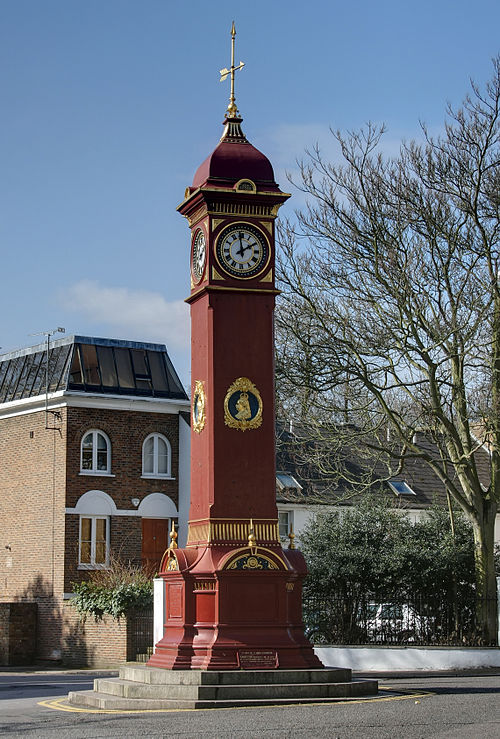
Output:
[[68, 680, 379, 711], [67, 666, 378, 711], [94, 676, 374, 702], [94, 678, 201, 700], [119, 664, 352, 686]]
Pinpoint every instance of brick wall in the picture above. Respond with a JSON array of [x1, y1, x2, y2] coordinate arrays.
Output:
[[65, 514, 143, 588], [0, 602, 37, 665], [65, 406, 180, 510], [0, 407, 67, 660], [62, 603, 129, 667], [64, 406, 180, 590]]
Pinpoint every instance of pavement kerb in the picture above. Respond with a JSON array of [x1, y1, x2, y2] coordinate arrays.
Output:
[[1, 664, 500, 679], [354, 667, 500, 679], [0, 667, 119, 677]]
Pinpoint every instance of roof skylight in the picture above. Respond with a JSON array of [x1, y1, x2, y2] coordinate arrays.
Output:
[[276, 472, 303, 492], [388, 480, 416, 496]]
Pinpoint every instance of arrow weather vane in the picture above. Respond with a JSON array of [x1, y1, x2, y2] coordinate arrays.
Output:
[[220, 21, 245, 118]]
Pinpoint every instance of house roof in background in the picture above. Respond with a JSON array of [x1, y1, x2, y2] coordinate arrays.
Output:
[[275, 424, 491, 511], [0, 335, 188, 403]]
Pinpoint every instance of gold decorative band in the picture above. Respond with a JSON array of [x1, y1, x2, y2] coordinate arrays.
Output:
[[188, 522, 210, 545], [187, 518, 280, 547], [193, 580, 217, 591], [209, 203, 274, 218]]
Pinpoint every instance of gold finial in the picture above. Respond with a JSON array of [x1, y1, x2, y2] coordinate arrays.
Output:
[[169, 521, 178, 550], [219, 21, 245, 118], [248, 518, 257, 553], [288, 522, 296, 550]]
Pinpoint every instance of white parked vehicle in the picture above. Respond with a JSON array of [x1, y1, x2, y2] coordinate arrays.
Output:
[[364, 602, 431, 642]]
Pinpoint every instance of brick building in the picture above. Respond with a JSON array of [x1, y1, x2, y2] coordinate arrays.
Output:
[[0, 335, 190, 662]]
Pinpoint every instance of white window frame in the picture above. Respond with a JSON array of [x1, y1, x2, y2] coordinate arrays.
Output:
[[141, 433, 173, 479], [78, 514, 110, 569], [80, 429, 112, 476], [278, 510, 293, 540]]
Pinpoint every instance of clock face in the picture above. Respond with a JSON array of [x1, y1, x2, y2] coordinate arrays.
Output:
[[215, 223, 269, 279], [191, 229, 206, 282]]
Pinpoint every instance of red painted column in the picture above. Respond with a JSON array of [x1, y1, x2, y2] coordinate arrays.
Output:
[[148, 113, 322, 671]]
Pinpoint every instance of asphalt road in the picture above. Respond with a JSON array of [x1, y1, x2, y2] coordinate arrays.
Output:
[[0, 671, 499, 738]]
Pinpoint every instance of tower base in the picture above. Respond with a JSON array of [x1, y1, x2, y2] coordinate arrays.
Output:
[[147, 543, 322, 671]]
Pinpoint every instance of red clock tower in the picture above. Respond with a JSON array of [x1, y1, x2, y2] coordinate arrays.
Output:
[[148, 25, 322, 671]]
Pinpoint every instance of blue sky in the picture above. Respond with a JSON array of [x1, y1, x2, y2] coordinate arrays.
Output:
[[1, 0, 499, 388]]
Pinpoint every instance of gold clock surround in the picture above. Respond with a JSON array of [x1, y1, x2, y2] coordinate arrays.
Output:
[[215, 221, 270, 280], [191, 228, 207, 283]]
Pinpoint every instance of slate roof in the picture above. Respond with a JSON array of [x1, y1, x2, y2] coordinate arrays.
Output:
[[275, 423, 492, 511], [0, 336, 188, 403]]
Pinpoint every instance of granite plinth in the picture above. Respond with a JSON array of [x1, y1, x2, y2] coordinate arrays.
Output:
[[67, 663, 378, 710]]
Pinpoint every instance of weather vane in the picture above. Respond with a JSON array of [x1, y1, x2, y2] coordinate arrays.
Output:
[[220, 21, 245, 118]]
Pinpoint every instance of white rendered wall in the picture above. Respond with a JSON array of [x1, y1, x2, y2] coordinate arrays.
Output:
[[278, 503, 500, 546], [177, 413, 191, 548], [277, 504, 334, 547], [315, 645, 500, 672], [153, 578, 164, 648]]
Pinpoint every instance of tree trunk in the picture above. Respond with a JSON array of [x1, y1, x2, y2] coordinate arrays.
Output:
[[472, 501, 498, 645]]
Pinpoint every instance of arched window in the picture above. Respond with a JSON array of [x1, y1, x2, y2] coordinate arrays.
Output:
[[80, 430, 111, 474], [142, 433, 172, 478]]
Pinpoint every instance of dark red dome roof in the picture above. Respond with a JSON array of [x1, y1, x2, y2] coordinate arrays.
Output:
[[192, 116, 278, 190], [193, 141, 276, 189]]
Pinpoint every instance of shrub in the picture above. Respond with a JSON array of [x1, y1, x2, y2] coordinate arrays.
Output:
[[70, 556, 153, 620], [300, 498, 477, 644]]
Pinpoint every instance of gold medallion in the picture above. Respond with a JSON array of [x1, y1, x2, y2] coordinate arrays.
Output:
[[192, 380, 206, 433], [224, 376, 263, 431]]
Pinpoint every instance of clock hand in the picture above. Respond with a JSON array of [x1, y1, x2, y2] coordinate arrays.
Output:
[[236, 233, 249, 258], [236, 233, 253, 259]]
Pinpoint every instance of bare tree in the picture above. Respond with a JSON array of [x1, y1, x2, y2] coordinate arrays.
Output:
[[277, 57, 500, 643]]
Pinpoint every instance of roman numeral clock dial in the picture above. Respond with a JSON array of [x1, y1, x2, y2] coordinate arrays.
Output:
[[215, 223, 269, 279], [191, 228, 207, 283]]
